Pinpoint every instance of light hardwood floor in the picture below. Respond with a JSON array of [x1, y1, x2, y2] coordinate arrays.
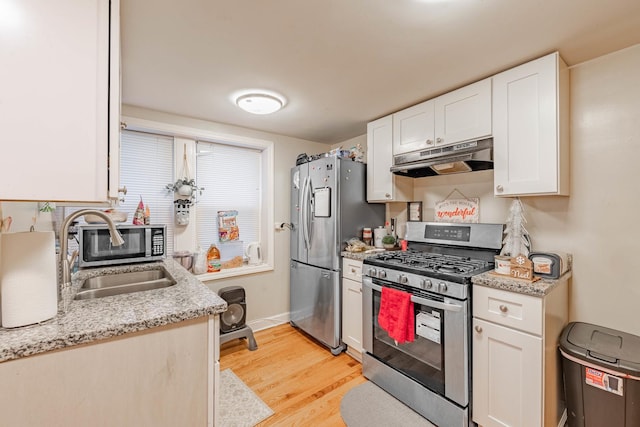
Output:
[[220, 323, 367, 426]]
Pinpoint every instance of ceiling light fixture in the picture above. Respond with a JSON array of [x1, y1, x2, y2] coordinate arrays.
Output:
[[235, 92, 285, 115]]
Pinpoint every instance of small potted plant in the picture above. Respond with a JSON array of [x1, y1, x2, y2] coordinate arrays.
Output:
[[382, 234, 396, 249]]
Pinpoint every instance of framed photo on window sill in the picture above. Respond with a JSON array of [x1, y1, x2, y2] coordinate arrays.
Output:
[[408, 201, 422, 222]]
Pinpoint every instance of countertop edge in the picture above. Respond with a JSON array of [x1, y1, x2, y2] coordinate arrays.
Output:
[[471, 271, 572, 297], [0, 259, 226, 363]]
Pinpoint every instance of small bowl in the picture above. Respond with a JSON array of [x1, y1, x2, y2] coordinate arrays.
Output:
[[172, 251, 193, 272]]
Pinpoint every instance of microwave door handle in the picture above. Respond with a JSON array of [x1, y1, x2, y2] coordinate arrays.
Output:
[[145, 228, 151, 256], [365, 280, 462, 313]]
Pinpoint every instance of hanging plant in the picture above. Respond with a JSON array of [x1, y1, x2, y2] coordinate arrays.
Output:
[[165, 144, 204, 201]]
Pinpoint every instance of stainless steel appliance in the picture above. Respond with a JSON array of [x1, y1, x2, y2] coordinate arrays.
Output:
[[290, 156, 384, 355], [390, 138, 493, 178], [362, 221, 504, 426], [78, 224, 166, 267]]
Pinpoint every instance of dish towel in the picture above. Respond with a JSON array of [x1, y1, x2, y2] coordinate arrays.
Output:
[[377, 287, 415, 344]]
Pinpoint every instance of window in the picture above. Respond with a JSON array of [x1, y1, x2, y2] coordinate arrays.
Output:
[[120, 116, 275, 279], [119, 130, 175, 254], [196, 142, 261, 255]]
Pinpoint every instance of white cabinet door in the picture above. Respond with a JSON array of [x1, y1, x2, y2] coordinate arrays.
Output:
[[342, 277, 363, 354], [472, 318, 542, 427], [0, 0, 119, 203], [434, 78, 492, 147], [493, 52, 569, 197], [392, 100, 435, 155], [367, 116, 411, 202]]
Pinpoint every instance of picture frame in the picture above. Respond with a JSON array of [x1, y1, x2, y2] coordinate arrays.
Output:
[[407, 201, 422, 222]]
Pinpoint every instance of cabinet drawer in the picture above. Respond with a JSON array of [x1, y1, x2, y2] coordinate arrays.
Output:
[[473, 285, 542, 336], [342, 259, 363, 281]]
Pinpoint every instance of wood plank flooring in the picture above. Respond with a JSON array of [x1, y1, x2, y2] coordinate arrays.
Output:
[[220, 323, 367, 426]]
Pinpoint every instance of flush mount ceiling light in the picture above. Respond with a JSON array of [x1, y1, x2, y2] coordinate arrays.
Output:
[[235, 92, 285, 115]]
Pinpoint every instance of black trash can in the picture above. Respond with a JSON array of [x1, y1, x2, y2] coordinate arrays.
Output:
[[559, 322, 640, 427]]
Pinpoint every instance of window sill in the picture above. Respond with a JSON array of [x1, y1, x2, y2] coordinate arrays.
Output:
[[194, 263, 273, 281]]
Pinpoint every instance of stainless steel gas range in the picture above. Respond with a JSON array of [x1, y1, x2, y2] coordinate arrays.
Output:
[[362, 221, 504, 427]]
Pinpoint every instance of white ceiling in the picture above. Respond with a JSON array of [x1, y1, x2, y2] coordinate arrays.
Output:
[[120, 0, 640, 144]]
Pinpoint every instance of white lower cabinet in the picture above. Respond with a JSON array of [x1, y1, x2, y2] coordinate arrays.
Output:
[[342, 258, 363, 360], [472, 282, 568, 427]]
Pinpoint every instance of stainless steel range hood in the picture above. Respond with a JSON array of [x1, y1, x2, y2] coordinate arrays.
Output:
[[390, 138, 493, 178]]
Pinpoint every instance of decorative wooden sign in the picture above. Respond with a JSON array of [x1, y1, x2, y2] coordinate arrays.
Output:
[[510, 254, 534, 281], [435, 198, 479, 223]]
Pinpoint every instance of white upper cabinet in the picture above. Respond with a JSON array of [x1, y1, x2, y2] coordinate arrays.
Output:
[[392, 100, 435, 155], [367, 116, 412, 202], [492, 52, 569, 197], [392, 79, 492, 156], [0, 0, 120, 203], [434, 78, 492, 147]]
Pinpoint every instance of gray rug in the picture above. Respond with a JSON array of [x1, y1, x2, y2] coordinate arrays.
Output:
[[341, 381, 435, 427], [219, 369, 274, 427]]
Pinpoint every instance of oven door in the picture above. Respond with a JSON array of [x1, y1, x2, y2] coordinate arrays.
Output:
[[362, 276, 469, 407]]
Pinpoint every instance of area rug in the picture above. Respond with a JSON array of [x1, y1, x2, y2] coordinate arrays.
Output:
[[218, 369, 274, 427], [340, 381, 435, 427]]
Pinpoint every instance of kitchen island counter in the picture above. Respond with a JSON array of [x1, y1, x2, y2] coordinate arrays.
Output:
[[0, 258, 226, 363]]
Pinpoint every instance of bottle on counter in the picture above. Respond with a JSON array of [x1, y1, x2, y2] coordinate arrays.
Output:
[[206, 244, 221, 273]]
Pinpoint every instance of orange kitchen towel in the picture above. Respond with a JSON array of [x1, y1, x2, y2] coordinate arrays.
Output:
[[377, 287, 415, 344]]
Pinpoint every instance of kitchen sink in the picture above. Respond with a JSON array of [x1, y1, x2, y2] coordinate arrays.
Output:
[[74, 267, 177, 300]]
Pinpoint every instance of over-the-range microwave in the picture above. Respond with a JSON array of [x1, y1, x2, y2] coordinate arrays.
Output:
[[78, 224, 166, 268]]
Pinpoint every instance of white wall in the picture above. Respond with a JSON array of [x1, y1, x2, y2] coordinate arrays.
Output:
[[409, 45, 640, 336]]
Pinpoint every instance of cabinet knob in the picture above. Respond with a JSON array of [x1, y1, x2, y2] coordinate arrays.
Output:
[[385, 193, 391, 198], [436, 137, 443, 143], [496, 185, 504, 193], [426, 139, 434, 145], [499, 304, 508, 313], [475, 325, 483, 333], [351, 268, 356, 273]]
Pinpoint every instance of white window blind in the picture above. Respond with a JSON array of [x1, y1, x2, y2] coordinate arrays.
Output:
[[196, 142, 261, 254], [120, 130, 175, 254]]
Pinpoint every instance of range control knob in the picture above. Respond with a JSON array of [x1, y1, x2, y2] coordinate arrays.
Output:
[[368, 268, 377, 277], [438, 283, 448, 293], [378, 270, 387, 279], [399, 275, 409, 285], [423, 279, 433, 290]]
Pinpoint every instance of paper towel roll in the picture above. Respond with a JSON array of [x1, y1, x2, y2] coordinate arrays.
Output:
[[1, 231, 58, 328]]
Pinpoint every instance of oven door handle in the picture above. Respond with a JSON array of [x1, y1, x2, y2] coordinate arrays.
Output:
[[365, 280, 463, 313]]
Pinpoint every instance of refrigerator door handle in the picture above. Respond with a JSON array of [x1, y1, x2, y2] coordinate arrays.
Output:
[[302, 176, 311, 250]]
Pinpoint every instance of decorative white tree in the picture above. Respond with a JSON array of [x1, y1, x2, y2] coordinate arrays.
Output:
[[500, 198, 531, 257]]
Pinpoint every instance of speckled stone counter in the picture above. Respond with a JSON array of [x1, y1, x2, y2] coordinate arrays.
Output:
[[472, 270, 572, 297], [341, 249, 393, 261], [0, 259, 226, 363]]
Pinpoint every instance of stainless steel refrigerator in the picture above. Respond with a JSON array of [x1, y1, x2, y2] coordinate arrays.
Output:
[[290, 156, 384, 355]]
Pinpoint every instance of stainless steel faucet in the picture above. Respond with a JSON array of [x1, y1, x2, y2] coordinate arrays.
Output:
[[59, 209, 125, 286]]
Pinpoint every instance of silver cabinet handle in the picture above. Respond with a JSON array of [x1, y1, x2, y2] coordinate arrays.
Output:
[[475, 325, 483, 333], [436, 137, 443, 143], [496, 185, 504, 193], [426, 139, 433, 145], [499, 305, 508, 313], [385, 193, 391, 198]]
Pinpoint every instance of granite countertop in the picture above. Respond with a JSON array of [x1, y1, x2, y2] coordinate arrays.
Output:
[[0, 259, 227, 363], [341, 249, 394, 261], [472, 270, 572, 297]]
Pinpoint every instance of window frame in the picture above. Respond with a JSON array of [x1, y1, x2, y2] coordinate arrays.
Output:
[[121, 116, 275, 279]]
